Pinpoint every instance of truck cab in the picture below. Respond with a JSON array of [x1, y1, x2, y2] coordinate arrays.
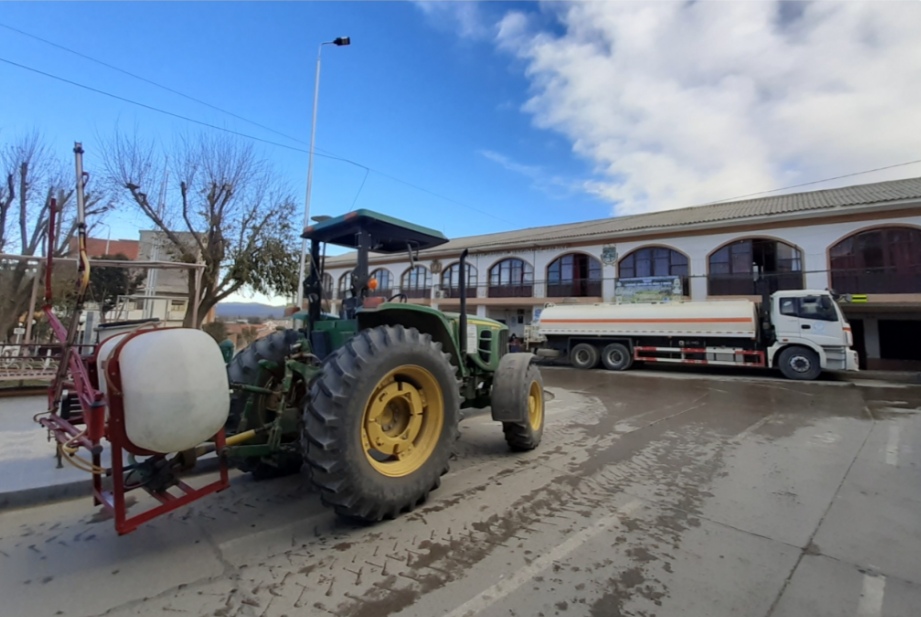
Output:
[[768, 290, 859, 377]]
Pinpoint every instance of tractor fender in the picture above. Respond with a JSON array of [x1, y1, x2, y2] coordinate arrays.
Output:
[[490, 352, 538, 423]]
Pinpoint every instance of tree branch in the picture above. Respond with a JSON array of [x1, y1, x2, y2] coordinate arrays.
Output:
[[180, 180, 206, 254], [18, 161, 28, 251]]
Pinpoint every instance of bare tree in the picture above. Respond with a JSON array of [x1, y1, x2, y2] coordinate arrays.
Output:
[[0, 133, 110, 340], [104, 131, 298, 327]]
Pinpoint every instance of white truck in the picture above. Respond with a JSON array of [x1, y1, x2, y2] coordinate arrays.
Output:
[[529, 290, 859, 381]]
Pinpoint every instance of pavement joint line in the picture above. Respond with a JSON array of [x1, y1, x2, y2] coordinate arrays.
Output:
[[440, 498, 645, 617], [763, 418, 877, 617], [885, 425, 900, 466], [730, 414, 775, 443]]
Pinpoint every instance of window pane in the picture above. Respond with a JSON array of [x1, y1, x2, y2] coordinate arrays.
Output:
[[780, 298, 797, 316]]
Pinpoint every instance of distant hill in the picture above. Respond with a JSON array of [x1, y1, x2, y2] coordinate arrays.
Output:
[[216, 302, 286, 320]]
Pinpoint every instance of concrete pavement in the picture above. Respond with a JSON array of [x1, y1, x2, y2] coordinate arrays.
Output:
[[0, 367, 919, 617]]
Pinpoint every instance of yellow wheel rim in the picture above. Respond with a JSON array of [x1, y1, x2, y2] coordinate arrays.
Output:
[[528, 380, 543, 431], [361, 365, 444, 478]]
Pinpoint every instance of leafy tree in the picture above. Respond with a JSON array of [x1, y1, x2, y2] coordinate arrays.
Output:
[[88, 253, 146, 319], [240, 325, 259, 345], [104, 131, 298, 327], [202, 319, 228, 344]]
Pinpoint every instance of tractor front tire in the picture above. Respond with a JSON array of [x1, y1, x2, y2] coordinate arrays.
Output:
[[494, 360, 545, 452], [226, 329, 302, 479], [303, 325, 459, 522]]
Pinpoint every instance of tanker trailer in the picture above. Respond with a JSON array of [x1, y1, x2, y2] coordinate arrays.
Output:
[[533, 290, 858, 381]]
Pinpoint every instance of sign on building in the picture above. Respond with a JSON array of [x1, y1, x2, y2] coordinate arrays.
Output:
[[614, 276, 683, 304]]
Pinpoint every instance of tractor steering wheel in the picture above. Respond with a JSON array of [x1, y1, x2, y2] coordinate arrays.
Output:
[[388, 293, 408, 303]]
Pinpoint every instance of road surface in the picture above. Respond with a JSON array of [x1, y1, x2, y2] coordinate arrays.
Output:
[[1, 367, 919, 617]]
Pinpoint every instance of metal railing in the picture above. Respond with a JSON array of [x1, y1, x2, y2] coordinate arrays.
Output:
[[829, 267, 921, 294], [319, 269, 921, 302], [546, 280, 603, 298], [488, 284, 534, 298], [0, 343, 91, 383], [707, 273, 804, 296]]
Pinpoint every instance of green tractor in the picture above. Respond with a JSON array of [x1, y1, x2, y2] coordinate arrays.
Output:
[[224, 210, 545, 521]]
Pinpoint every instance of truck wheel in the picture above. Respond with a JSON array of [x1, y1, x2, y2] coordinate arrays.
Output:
[[494, 360, 545, 452], [601, 343, 633, 371], [227, 329, 304, 478], [570, 343, 599, 370], [303, 325, 460, 522], [778, 346, 822, 381]]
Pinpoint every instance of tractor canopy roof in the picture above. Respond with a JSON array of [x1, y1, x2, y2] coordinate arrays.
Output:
[[301, 209, 449, 253]]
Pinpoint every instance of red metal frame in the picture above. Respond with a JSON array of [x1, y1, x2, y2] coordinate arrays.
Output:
[[38, 309, 230, 535], [37, 182, 231, 535], [633, 345, 766, 367]]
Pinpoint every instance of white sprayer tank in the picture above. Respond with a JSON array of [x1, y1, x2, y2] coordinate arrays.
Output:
[[103, 328, 230, 454], [96, 333, 128, 403], [537, 301, 759, 340]]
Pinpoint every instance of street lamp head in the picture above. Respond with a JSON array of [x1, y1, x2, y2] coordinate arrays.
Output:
[[332, 36, 351, 46]]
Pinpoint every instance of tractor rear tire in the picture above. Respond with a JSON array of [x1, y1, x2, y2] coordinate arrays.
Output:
[[226, 329, 302, 479], [303, 325, 459, 522], [495, 361, 545, 452]]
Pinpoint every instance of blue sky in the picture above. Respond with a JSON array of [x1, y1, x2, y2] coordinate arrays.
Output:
[[0, 2, 607, 246], [3, 2, 921, 304]]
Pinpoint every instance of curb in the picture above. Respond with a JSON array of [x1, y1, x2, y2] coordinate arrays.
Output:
[[0, 457, 223, 513]]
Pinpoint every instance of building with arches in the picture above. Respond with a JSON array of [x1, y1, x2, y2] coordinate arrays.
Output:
[[322, 176, 921, 369]]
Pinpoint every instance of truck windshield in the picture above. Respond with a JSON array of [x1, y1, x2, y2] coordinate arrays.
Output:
[[798, 295, 839, 322]]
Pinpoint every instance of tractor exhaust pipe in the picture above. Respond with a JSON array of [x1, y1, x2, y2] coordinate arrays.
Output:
[[458, 249, 469, 357]]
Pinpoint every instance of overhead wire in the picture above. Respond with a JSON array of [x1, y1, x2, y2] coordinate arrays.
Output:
[[0, 21, 311, 149], [6, 21, 916, 227], [0, 48, 515, 224], [705, 159, 921, 205]]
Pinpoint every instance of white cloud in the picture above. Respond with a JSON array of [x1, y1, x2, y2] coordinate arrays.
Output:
[[479, 149, 542, 178], [415, 1, 492, 40], [494, 2, 921, 215], [478, 148, 586, 199]]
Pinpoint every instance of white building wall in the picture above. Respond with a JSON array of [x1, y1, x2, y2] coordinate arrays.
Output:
[[323, 215, 921, 302]]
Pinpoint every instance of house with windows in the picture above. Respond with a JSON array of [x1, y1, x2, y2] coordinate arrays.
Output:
[[321, 176, 921, 370], [73, 230, 205, 326]]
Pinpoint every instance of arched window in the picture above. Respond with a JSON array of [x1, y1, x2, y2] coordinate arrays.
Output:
[[618, 247, 689, 296], [830, 227, 921, 293], [488, 258, 533, 298], [369, 268, 393, 297], [337, 270, 353, 298], [442, 263, 478, 298], [321, 273, 333, 299], [547, 253, 602, 297], [708, 238, 802, 296], [401, 265, 431, 299]]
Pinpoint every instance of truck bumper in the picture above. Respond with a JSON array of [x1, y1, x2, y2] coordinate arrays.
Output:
[[846, 349, 860, 372]]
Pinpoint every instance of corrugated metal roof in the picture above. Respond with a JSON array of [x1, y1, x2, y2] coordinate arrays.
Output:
[[326, 175, 921, 265]]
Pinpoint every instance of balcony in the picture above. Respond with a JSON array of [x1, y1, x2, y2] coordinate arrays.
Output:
[[547, 280, 602, 298], [708, 272, 803, 296], [830, 267, 921, 294], [442, 286, 479, 298], [488, 284, 533, 298], [402, 288, 430, 299]]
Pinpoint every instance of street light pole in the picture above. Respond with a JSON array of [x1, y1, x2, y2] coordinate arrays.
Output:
[[296, 36, 351, 309]]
